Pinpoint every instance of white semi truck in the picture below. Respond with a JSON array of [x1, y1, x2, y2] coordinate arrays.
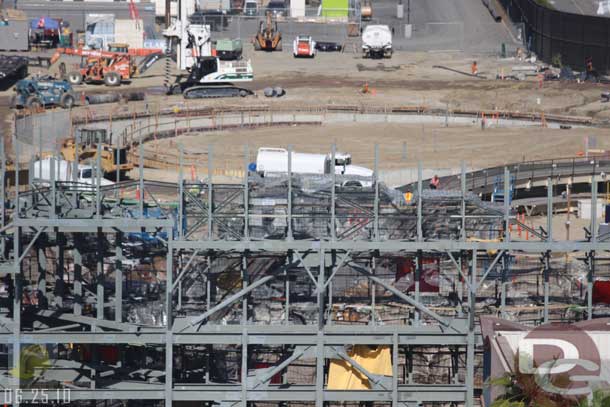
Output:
[[32, 158, 114, 187], [362, 25, 393, 59], [255, 147, 373, 187]]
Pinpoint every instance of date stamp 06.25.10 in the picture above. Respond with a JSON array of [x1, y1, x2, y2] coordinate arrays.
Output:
[[2, 388, 71, 404]]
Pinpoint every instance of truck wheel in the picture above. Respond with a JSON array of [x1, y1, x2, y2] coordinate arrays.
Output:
[[26, 96, 42, 110], [68, 71, 83, 85], [60, 93, 75, 109], [104, 72, 121, 87]]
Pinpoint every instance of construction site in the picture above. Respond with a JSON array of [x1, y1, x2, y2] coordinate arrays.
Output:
[[1, 0, 610, 404]]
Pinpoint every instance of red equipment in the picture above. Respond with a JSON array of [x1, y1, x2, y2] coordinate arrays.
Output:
[[67, 54, 136, 87]]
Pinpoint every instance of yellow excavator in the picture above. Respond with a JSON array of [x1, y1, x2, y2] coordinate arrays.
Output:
[[254, 12, 282, 51], [60, 128, 133, 177]]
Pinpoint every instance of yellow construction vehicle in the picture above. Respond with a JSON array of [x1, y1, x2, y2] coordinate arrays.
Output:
[[60, 128, 133, 177], [254, 12, 282, 51]]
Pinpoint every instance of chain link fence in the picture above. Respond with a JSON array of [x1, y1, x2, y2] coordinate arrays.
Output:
[[198, 5, 475, 53], [14, 110, 70, 162]]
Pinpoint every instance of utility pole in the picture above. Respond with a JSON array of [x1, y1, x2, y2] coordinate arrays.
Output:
[[165, 0, 171, 27]]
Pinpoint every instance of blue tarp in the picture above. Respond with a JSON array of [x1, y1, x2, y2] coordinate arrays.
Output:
[[30, 17, 59, 30]]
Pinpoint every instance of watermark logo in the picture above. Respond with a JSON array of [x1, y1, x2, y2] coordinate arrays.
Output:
[[517, 323, 607, 396]]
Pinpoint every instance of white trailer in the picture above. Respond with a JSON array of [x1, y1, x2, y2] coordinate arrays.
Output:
[[255, 147, 373, 186], [362, 25, 393, 59], [32, 158, 114, 187], [256, 148, 331, 175]]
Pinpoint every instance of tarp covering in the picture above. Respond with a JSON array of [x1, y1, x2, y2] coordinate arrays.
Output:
[[30, 17, 59, 30], [327, 345, 392, 390]]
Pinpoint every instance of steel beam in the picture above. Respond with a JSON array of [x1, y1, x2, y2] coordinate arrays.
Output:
[[173, 239, 610, 252]]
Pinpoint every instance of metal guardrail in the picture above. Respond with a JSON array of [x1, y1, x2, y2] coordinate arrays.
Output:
[[432, 156, 610, 193]]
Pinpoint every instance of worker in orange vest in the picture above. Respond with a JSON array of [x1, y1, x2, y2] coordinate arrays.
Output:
[[471, 61, 478, 75]]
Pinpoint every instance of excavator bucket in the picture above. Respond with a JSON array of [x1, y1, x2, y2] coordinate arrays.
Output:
[[254, 12, 282, 51]]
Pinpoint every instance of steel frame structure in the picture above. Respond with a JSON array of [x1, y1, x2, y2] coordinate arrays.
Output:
[[0, 132, 607, 407]]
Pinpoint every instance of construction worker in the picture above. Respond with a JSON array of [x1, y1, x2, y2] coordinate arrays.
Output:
[[585, 57, 597, 81], [471, 61, 478, 76], [429, 175, 440, 190]]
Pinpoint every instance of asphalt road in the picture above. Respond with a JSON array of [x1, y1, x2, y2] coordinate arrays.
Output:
[[217, 0, 515, 53], [15, 0, 515, 54]]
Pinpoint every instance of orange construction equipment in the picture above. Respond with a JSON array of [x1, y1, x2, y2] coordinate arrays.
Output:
[[53, 44, 164, 86], [66, 54, 136, 87], [254, 12, 282, 52]]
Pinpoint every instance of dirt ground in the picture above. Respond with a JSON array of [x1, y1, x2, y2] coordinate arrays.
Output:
[[3, 49, 610, 173], [145, 122, 610, 173]]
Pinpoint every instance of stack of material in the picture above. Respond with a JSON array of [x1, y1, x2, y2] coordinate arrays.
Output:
[[0, 55, 28, 86], [0, 9, 29, 51]]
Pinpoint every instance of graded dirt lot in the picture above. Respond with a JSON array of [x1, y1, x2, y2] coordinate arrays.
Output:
[[142, 122, 610, 181], [3, 49, 610, 176]]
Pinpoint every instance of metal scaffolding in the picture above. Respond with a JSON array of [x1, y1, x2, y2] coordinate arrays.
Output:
[[0, 129, 608, 407]]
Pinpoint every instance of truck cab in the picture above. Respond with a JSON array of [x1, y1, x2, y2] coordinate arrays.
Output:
[[107, 42, 129, 54], [362, 25, 392, 59]]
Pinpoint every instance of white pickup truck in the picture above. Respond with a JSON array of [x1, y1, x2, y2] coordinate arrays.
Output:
[[362, 25, 393, 59], [32, 158, 114, 187]]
